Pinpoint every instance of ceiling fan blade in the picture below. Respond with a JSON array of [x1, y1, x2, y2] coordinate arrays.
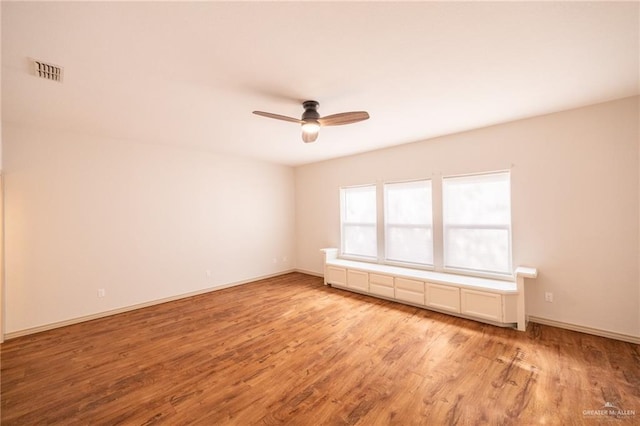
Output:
[[253, 111, 302, 124], [302, 130, 319, 143], [318, 111, 369, 126]]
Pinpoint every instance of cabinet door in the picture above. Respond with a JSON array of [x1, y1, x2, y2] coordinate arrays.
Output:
[[395, 278, 425, 305], [369, 273, 394, 298], [460, 289, 503, 322], [426, 283, 460, 313], [347, 270, 369, 292], [327, 266, 347, 287]]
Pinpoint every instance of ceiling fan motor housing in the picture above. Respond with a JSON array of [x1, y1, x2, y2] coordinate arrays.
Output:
[[302, 100, 320, 121]]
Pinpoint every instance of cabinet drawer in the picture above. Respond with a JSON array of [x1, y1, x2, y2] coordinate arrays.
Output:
[[370, 273, 394, 286], [326, 266, 347, 286], [426, 283, 460, 313], [461, 289, 502, 322], [395, 278, 425, 305], [347, 270, 369, 292], [370, 274, 394, 298], [395, 277, 424, 293]]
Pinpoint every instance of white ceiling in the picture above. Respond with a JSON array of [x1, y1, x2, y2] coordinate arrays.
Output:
[[2, 1, 639, 166]]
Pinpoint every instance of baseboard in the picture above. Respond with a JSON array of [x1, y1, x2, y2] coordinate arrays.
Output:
[[11, 273, 635, 344], [528, 315, 640, 344], [4, 270, 296, 340], [294, 268, 323, 278]]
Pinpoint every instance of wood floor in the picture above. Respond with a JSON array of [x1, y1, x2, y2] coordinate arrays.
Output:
[[2, 272, 639, 425]]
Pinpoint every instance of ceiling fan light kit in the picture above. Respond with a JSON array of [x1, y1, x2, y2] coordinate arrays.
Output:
[[253, 100, 369, 143]]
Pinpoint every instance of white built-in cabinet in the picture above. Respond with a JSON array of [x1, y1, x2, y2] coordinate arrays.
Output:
[[326, 266, 347, 287], [394, 277, 424, 305], [347, 270, 369, 292], [321, 248, 537, 331], [460, 289, 504, 322], [369, 274, 394, 298], [426, 283, 460, 313]]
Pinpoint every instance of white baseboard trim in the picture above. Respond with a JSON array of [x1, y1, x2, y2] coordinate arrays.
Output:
[[528, 315, 640, 344], [4, 270, 297, 340], [294, 268, 323, 278]]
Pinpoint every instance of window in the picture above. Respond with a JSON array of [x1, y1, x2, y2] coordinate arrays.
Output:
[[442, 172, 511, 275], [384, 180, 433, 265], [338, 170, 513, 278], [340, 185, 377, 259]]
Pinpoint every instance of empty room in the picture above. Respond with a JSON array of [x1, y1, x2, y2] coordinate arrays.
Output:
[[1, 1, 639, 424]]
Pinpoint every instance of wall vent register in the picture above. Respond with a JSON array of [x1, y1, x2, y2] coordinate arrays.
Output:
[[32, 59, 63, 82]]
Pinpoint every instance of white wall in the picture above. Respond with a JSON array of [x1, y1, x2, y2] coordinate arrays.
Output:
[[5, 97, 639, 338], [3, 125, 295, 334], [295, 96, 640, 338]]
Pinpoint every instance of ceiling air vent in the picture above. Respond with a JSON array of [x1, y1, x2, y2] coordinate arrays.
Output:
[[33, 59, 63, 82]]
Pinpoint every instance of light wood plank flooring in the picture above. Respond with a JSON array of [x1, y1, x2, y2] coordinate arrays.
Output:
[[2, 272, 639, 425]]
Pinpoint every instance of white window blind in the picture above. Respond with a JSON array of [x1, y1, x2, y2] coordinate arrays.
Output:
[[340, 185, 377, 258], [443, 172, 512, 275], [384, 180, 433, 265]]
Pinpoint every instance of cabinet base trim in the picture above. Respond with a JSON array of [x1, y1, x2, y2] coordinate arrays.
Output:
[[329, 283, 516, 329]]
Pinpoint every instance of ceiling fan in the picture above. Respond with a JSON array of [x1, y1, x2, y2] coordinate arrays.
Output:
[[253, 100, 369, 143]]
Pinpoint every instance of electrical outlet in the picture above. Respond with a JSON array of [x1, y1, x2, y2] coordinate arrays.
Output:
[[206, 270, 212, 277], [544, 292, 553, 302], [282, 256, 288, 263], [97, 288, 106, 298], [272, 258, 278, 264]]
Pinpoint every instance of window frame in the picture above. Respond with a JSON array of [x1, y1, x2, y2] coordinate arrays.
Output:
[[383, 179, 434, 268], [339, 184, 378, 261], [441, 170, 513, 277]]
